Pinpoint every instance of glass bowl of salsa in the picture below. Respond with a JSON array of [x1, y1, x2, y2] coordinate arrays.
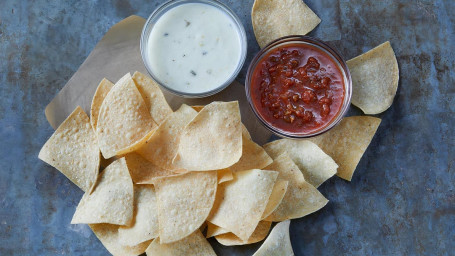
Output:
[[246, 35, 352, 138]]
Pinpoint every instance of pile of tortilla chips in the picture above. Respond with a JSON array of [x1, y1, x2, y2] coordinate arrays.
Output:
[[38, 0, 400, 254], [39, 71, 382, 255]]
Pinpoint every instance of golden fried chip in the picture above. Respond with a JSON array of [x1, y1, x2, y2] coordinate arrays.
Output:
[[215, 221, 272, 246], [208, 169, 278, 241], [124, 152, 176, 184], [96, 73, 156, 159], [116, 127, 157, 156], [90, 78, 114, 130], [137, 104, 197, 170], [206, 222, 229, 238], [264, 139, 338, 187], [39, 106, 99, 192], [90, 223, 150, 256], [229, 135, 273, 173], [347, 41, 399, 114], [154, 171, 218, 243], [217, 168, 234, 184], [172, 101, 242, 171], [253, 220, 294, 256], [145, 231, 216, 256], [264, 154, 328, 222], [261, 180, 289, 219], [252, 0, 321, 48], [308, 116, 381, 181], [193, 105, 251, 140], [118, 185, 159, 246], [71, 158, 134, 225], [191, 105, 205, 112], [132, 71, 173, 124]]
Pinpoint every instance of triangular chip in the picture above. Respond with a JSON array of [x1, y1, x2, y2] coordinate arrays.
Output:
[[261, 180, 289, 219], [172, 101, 242, 171], [252, 0, 321, 48], [347, 41, 399, 114], [215, 221, 272, 246], [264, 154, 328, 221], [39, 106, 99, 192], [90, 223, 150, 256], [145, 231, 216, 256], [308, 116, 381, 181], [154, 171, 218, 243], [208, 169, 278, 241], [229, 135, 273, 173], [96, 73, 156, 159], [124, 152, 176, 184], [206, 222, 229, 238], [118, 185, 159, 246], [137, 104, 198, 170], [253, 220, 294, 256], [217, 168, 234, 184], [192, 104, 251, 140], [132, 71, 173, 124], [71, 158, 134, 225], [116, 128, 157, 156], [263, 139, 338, 187], [90, 78, 114, 130]]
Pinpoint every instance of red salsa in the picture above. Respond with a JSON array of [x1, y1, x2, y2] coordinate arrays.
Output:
[[250, 43, 345, 134]]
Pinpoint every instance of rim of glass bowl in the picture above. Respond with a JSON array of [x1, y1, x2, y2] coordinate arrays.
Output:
[[140, 0, 247, 98], [245, 35, 352, 139]]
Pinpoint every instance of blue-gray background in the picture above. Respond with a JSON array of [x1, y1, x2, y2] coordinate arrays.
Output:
[[1, 0, 454, 255]]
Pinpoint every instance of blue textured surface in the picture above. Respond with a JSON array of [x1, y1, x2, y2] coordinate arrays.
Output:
[[1, 0, 454, 255]]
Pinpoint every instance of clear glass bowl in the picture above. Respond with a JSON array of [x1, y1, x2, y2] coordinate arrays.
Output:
[[245, 35, 352, 138], [140, 0, 247, 98]]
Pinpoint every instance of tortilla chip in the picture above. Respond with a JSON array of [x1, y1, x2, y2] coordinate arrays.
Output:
[[252, 0, 321, 48], [154, 171, 218, 243], [71, 158, 134, 225], [208, 169, 278, 241], [229, 135, 273, 173], [90, 78, 114, 131], [252, 220, 294, 256], [39, 106, 99, 192], [264, 154, 328, 221], [145, 231, 216, 256], [193, 105, 251, 140], [264, 139, 338, 187], [217, 168, 234, 184], [261, 180, 289, 219], [215, 221, 272, 246], [206, 222, 229, 238], [90, 223, 150, 256], [137, 104, 198, 170], [347, 41, 399, 114], [116, 127, 157, 156], [118, 185, 159, 246], [308, 116, 381, 181], [191, 105, 205, 112], [132, 71, 173, 124], [172, 101, 242, 171], [96, 73, 156, 159], [124, 152, 176, 184]]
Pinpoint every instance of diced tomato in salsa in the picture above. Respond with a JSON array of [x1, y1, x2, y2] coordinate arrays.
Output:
[[250, 43, 345, 134]]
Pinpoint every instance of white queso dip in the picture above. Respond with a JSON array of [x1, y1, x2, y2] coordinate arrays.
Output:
[[145, 2, 244, 95]]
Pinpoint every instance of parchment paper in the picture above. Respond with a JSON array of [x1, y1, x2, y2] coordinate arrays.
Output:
[[45, 15, 272, 145]]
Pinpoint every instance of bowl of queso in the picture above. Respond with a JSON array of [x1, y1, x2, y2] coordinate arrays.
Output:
[[246, 36, 352, 138], [141, 0, 247, 97]]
